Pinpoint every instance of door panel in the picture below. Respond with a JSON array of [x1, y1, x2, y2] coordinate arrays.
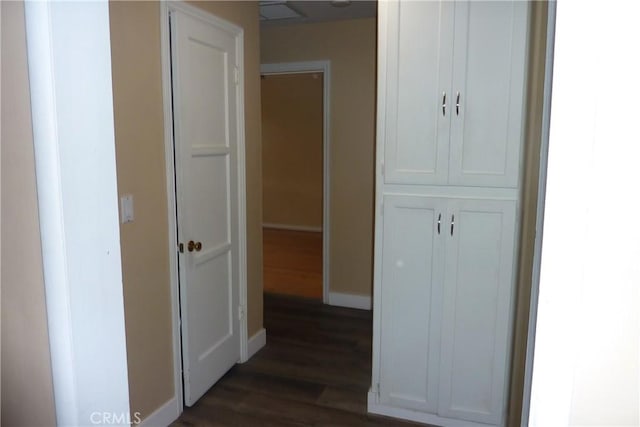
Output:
[[438, 198, 516, 424], [383, 1, 454, 185], [186, 41, 229, 145], [171, 10, 240, 406], [379, 195, 445, 413], [449, 1, 528, 187], [190, 154, 230, 246]]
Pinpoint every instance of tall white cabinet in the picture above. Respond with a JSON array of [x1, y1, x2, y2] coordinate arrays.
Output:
[[369, 2, 530, 426]]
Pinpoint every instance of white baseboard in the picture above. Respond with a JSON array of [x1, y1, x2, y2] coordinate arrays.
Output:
[[247, 328, 266, 360], [138, 330, 266, 427], [137, 396, 180, 427], [328, 291, 372, 310], [367, 391, 490, 427], [262, 223, 322, 233]]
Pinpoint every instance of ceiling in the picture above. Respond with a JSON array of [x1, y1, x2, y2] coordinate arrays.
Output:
[[259, 1, 377, 26]]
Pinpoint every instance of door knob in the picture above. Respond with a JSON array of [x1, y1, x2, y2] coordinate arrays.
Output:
[[187, 240, 203, 252]]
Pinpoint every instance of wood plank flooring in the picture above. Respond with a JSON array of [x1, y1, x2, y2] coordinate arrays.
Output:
[[171, 294, 425, 426], [263, 228, 323, 299]]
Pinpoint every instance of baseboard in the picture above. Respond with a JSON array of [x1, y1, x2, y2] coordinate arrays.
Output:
[[262, 223, 322, 233], [247, 328, 266, 360], [367, 391, 491, 427], [137, 331, 265, 427], [328, 291, 372, 310], [137, 396, 180, 427]]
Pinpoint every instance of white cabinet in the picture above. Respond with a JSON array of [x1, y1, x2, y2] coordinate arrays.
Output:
[[378, 196, 445, 414], [371, 1, 528, 426], [377, 196, 517, 425], [382, 1, 453, 185], [382, 0, 528, 188], [438, 198, 517, 425]]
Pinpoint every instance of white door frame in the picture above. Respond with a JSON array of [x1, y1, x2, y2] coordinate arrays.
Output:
[[159, 0, 248, 418], [260, 61, 332, 304]]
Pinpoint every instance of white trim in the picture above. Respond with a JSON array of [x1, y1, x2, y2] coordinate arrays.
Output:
[[262, 223, 322, 233], [261, 61, 332, 305], [367, 392, 491, 427], [137, 397, 179, 427], [370, 0, 390, 413], [521, 3, 557, 425], [232, 10, 249, 367], [159, 1, 184, 420], [25, 2, 131, 425], [159, 0, 248, 417], [328, 292, 372, 310], [247, 328, 267, 360]]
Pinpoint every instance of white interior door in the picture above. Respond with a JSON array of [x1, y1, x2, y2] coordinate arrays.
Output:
[[171, 9, 241, 406]]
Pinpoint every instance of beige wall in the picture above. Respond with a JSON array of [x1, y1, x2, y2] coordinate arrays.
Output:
[[0, 2, 57, 425], [109, 0, 263, 420], [508, 2, 548, 426], [262, 73, 323, 229], [109, 2, 175, 418], [261, 18, 376, 296]]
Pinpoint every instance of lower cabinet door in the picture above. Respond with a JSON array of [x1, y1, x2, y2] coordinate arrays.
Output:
[[437, 198, 517, 425], [378, 195, 445, 413]]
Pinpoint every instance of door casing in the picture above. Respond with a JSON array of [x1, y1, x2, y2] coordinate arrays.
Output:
[[260, 61, 331, 303], [159, 0, 248, 417]]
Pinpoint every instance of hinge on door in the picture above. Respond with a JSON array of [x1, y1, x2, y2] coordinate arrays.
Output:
[[376, 383, 381, 397], [381, 162, 385, 177], [238, 305, 245, 320], [380, 200, 384, 216], [234, 66, 239, 85]]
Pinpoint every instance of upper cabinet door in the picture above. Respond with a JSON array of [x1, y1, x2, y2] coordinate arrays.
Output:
[[381, 1, 454, 185], [448, 1, 529, 188]]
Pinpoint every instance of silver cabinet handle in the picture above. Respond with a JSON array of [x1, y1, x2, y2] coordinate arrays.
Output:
[[437, 213, 441, 234], [442, 92, 446, 116], [456, 92, 460, 116], [450, 214, 455, 236]]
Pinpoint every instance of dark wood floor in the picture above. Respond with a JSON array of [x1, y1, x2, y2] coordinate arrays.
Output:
[[172, 293, 423, 426]]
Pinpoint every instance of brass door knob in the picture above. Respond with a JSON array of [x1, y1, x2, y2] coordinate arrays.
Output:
[[187, 240, 202, 252]]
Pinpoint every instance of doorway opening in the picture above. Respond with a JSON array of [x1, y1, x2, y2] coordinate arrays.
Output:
[[260, 62, 331, 302]]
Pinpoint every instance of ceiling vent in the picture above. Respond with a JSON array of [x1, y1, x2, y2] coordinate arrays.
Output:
[[259, 1, 304, 21]]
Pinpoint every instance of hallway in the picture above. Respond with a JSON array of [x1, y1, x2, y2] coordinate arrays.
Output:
[[172, 294, 423, 426]]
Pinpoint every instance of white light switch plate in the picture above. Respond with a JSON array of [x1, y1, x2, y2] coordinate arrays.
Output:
[[120, 194, 134, 224]]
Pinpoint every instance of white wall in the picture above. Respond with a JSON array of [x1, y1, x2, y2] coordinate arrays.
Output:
[[528, 1, 640, 425], [25, 1, 131, 425]]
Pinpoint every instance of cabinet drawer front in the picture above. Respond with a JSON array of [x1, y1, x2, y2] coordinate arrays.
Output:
[[381, 1, 453, 185], [438, 198, 517, 425], [379, 195, 445, 413], [448, 1, 528, 188]]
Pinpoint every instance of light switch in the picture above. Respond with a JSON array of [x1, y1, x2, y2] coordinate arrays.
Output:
[[120, 194, 134, 224]]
